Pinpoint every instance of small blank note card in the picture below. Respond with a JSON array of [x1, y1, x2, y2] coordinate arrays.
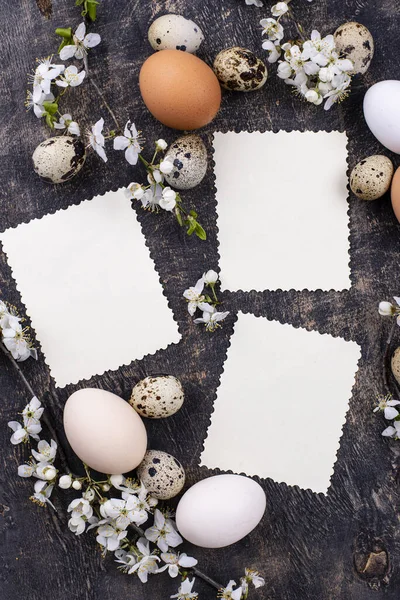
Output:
[[213, 131, 350, 292], [0, 191, 181, 387], [200, 312, 361, 494]]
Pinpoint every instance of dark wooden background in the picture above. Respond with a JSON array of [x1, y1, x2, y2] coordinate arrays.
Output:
[[1, 0, 400, 598]]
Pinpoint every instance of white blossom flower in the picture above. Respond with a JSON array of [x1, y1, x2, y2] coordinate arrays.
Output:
[[144, 509, 183, 553], [68, 515, 87, 535], [241, 568, 265, 592], [194, 307, 230, 332], [25, 90, 55, 118], [170, 578, 198, 600], [373, 396, 400, 420], [262, 39, 281, 63], [18, 461, 37, 478], [260, 18, 284, 42], [159, 187, 177, 211], [56, 65, 86, 88], [101, 494, 143, 529], [110, 474, 141, 494], [271, 2, 289, 17], [72, 480, 82, 490], [36, 463, 57, 481], [183, 277, 206, 316], [114, 548, 137, 572], [96, 519, 127, 552], [22, 397, 43, 428], [203, 270, 219, 285], [2, 315, 37, 361], [159, 156, 174, 175], [122, 484, 157, 524], [89, 118, 107, 162], [31, 439, 57, 463], [83, 488, 95, 501], [113, 121, 142, 165], [157, 551, 198, 577], [59, 474, 72, 489], [277, 60, 293, 78], [155, 139, 168, 151], [141, 185, 162, 211], [323, 73, 351, 110], [125, 182, 145, 201], [68, 497, 93, 520], [30, 480, 55, 509], [30, 57, 65, 102], [59, 23, 101, 60], [382, 420, 400, 439], [54, 113, 80, 136], [302, 30, 335, 66], [220, 580, 243, 600], [8, 420, 41, 444], [127, 537, 160, 582]]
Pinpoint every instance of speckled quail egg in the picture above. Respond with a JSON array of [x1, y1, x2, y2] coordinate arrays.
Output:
[[164, 134, 208, 190], [32, 136, 86, 183], [130, 375, 184, 418], [391, 347, 400, 385], [350, 155, 394, 201], [334, 22, 374, 75], [137, 449, 185, 499], [148, 14, 204, 53], [213, 47, 267, 92]]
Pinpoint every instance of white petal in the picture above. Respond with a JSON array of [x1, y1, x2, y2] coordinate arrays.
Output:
[[59, 45, 77, 60], [384, 407, 399, 420], [75, 23, 86, 41], [95, 144, 108, 163], [113, 136, 129, 150], [382, 426, 396, 437], [178, 555, 198, 568], [125, 145, 139, 165], [84, 33, 101, 48]]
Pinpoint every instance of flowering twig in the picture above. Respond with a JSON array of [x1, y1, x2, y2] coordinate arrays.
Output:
[[183, 271, 229, 331]]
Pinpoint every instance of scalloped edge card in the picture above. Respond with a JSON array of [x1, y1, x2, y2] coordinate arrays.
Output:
[[0, 190, 181, 387], [200, 312, 361, 494], [213, 131, 351, 292]]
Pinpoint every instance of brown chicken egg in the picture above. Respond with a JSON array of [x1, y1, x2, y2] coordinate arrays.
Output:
[[391, 167, 400, 223], [139, 49, 221, 130]]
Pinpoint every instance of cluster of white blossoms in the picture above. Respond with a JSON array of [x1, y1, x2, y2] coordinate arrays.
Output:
[[26, 23, 100, 133], [373, 394, 400, 440], [0, 300, 37, 361], [8, 397, 59, 509], [259, 2, 354, 110], [9, 394, 265, 598], [183, 270, 230, 332]]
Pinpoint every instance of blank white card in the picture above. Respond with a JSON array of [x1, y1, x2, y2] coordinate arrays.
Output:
[[213, 131, 351, 292], [201, 312, 361, 494], [0, 191, 181, 387]]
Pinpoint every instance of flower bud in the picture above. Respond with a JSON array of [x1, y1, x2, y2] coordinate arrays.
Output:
[[378, 301, 395, 316], [44, 466, 57, 481], [72, 480, 82, 490], [203, 270, 219, 285], [101, 483, 111, 492], [83, 488, 95, 501], [155, 139, 167, 151], [58, 474, 72, 489]]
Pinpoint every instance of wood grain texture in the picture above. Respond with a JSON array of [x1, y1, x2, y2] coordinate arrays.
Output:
[[1, 1, 400, 599]]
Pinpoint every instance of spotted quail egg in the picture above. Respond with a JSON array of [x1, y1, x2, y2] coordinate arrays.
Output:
[[164, 134, 208, 190], [137, 449, 185, 499], [350, 155, 394, 200], [130, 375, 184, 418], [32, 136, 86, 183], [391, 347, 400, 385], [213, 47, 267, 92], [148, 14, 204, 53], [334, 22, 374, 75]]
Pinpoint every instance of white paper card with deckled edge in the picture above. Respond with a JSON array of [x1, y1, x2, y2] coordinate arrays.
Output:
[[200, 312, 361, 494], [0, 190, 181, 387], [213, 131, 350, 292]]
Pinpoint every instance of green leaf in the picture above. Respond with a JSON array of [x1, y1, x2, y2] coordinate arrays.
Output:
[[186, 221, 197, 236], [55, 27, 72, 39], [45, 113, 56, 129], [42, 101, 58, 115], [195, 223, 207, 240], [189, 209, 198, 218]]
